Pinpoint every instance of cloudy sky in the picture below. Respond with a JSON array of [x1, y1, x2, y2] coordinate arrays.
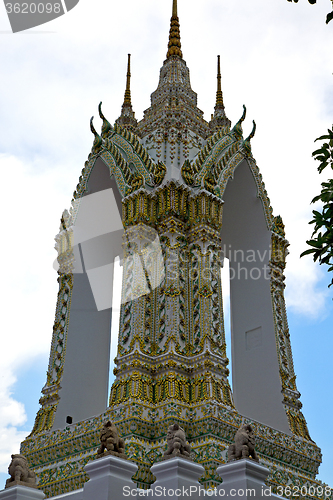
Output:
[[0, 0, 332, 490]]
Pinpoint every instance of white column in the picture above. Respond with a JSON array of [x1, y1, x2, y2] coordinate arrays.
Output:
[[48, 489, 83, 500], [0, 486, 45, 500], [216, 459, 272, 499], [151, 458, 205, 499], [83, 455, 137, 500]]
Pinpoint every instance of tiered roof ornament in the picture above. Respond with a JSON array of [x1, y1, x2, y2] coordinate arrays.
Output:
[[137, 0, 212, 178]]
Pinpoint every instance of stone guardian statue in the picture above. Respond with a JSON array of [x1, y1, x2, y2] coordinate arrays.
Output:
[[163, 423, 192, 460], [228, 424, 259, 462], [5, 454, 37, 488], [96, 420, 127, 459]]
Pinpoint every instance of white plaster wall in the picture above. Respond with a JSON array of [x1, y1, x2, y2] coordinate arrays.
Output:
[[221, 159, 290, 434], [53, 159, 123, 429]]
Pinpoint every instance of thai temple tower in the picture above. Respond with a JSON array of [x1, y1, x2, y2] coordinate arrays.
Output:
[[21, 1, 322, 497]]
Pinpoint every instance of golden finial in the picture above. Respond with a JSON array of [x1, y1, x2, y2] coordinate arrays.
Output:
[[123, 54, 132, 106], [209, 55, 231, 131], [116, 53, 138, 131], [215, 55, 224, 109], [172, 0, 177, 16], [166, 0, 183, 59]]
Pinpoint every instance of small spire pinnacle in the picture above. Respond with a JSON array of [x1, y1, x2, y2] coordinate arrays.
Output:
[[209, 55, 231, 132], [172, 0, 177, 16], [215, 55, 224, 109], [123, 54, 132, 106], [166, 0, 183, 59], [116, 54, 138, 132]]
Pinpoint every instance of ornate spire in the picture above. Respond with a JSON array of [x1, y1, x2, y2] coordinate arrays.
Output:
[[116, 54, 138, 132], [123, 54, 132, 106], [209, 55, 231, 133], [215, 55, 224, 109], [166, 0, 183, 59]]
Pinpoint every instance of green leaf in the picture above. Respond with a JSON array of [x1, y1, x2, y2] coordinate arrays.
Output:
[[315, 134, 330, 141], [300, 249, 316, 257], [307, 239, 323, 248], [326, 11, 333, 24], [303, 126, 333, 292], [315, 155, 329, 163], [318, 162, 329, 173], [312, 148, 325, 156]]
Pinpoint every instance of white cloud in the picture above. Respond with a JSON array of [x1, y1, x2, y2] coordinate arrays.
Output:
[[285, 256, 329, 318], [0, 373, 26, 428], [0, 154, 76, 475], [283, 206, 330, 317], [0, 155, 76, 367], [0, 371, 28, 475]]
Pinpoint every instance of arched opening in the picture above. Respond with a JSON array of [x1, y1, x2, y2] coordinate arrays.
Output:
[[221, 159, 290, 434], [52, 158, 124, 429]]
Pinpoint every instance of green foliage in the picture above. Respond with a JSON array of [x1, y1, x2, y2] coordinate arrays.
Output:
[[301, 126, 333, 288], [287, 0, 333, 24]]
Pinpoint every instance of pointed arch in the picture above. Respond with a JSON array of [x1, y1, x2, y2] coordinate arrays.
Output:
[[220, 157, 290, 433], [51, 155, 125, 429]]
